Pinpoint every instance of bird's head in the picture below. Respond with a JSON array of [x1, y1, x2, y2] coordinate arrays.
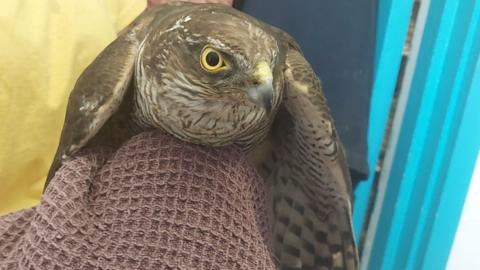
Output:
[[134, 4, 284, 147]]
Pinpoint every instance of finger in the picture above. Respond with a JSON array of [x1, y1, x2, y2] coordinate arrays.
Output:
[[147, 0, 233, 9]]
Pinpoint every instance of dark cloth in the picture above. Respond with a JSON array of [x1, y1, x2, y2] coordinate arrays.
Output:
[[0, 132, 274, 270], [240, 1, 377, 184]]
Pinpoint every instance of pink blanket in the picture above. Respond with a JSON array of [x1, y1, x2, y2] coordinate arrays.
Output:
[[0, 131, 274, 269]]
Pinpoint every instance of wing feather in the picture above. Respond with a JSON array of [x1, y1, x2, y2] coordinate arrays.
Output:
[[266, 46, 358, 270], [44, 11, 157, 189]]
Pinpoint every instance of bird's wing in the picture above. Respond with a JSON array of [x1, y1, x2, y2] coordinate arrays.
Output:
[[266, 41, 358, 269], [44, 11, 157, 190]]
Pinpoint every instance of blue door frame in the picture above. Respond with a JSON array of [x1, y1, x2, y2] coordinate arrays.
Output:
[[356, 0, 480, 269], [352, 0, 414, 237]]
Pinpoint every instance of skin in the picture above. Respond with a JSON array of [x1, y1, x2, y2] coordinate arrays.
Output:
[[147, 0, 233, 9]]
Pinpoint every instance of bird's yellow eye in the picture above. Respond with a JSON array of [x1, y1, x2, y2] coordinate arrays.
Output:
[[200, 47, 226, 72]]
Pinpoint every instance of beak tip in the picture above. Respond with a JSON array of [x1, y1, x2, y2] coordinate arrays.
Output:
[[248, 61, 274, 113], [264, 95, 273, 113], [247, 86, 273, 113]]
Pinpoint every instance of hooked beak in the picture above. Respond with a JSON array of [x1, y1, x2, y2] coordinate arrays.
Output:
[[246, 61, 274, 112]]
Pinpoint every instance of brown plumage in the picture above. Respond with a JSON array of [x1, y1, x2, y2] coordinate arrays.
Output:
[[46, 3, 358, 269]]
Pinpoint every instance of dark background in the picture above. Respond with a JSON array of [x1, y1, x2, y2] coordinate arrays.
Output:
[[236, 0, 378, 185]]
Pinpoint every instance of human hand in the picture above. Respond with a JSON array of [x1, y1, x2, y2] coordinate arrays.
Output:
[[148, 0, 233, 9]]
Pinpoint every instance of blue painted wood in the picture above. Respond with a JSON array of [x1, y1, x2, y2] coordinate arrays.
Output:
[[408, 2, 480, 269], [374, 0, 390, 72], [421, 18, 480, 270], [380, 0, 468, 268], [352, 0, 414, 238], [365, 0, 480, 268]]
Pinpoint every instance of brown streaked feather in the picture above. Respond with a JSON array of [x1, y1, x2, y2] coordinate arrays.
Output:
[[257, 47, 358, 269], [44, 11, 157, 189]]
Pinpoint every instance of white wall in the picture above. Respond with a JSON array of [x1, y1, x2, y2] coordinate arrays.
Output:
[[447, 151, 480, 269]]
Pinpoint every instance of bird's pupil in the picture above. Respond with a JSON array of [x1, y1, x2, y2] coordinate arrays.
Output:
[[206, 52, 220, 67]]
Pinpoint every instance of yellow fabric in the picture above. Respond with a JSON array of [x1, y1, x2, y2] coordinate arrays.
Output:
[[0, 0, 146, 214]]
